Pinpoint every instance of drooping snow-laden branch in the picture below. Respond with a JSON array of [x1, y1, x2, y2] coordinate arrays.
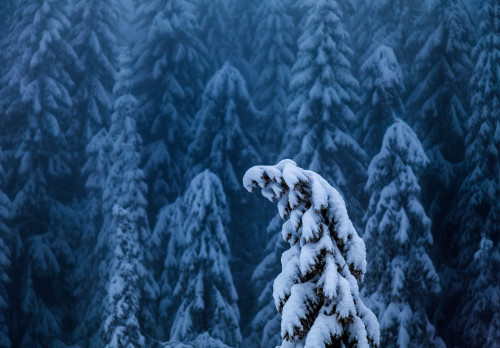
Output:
[[243, 160, 379, 348]]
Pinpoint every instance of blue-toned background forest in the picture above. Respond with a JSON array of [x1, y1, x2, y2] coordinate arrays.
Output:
[[0, 0, 498, 347]]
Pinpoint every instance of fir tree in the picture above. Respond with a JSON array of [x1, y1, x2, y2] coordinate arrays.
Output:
[[168, 170, 241, 346], [282, 0, 366, 226], [407, 0, 473, 227], [81, 127, 111, 240], [150, 196, 183, 339], [230, 0, 263, 72], [102, 205, 147, 348], [457, 238, 500, 347], [352, 0, 425, 79], [188, 62, 260, 194], [408, 0, 472, 162], [244, 160, 379, 348], [363, 120, 444, 347], [452, 0, 500, 268], [134, 0, 209, 211], [195, 0, 231, 72], [74, 127, 111, 344], [102, 52, 157, 347], [251, 0, 295, 156], [1, 1, 76, 346], [447, 1, 500, 346], [78, 53, 157, 347], [68, 0, 118, 155], [187, 63, 263, 311], [359, 45, 405, 156]]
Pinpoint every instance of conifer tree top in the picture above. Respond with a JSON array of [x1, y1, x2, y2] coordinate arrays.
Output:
[[244, 160, 379, 347]]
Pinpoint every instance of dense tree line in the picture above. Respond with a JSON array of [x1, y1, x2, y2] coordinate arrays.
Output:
[[0, 0, 498, 347]]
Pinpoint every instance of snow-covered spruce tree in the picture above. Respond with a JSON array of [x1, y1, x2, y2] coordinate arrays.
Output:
[[149, 196, 183, 339], [447, 1, 500, 345], [78, 53, 156, 347], [363, 120, 444, 347], [102, 53, 157, 346], [68, 0, 118, 156], [408, 0, 472, 160], [188, 62, 260, 194], [74, 126, 111, 343], [351, 0, 425, 79], [0, 147, 12, 348], [406, 0, 473, 219], [229, 0, 263, 70], [187, 63, 262, 312], [358, 45, 405, 157], [251, 0, 295, 156], [282, 0, 367, 227], [1, 0, 76, 196], [73, 3, 119, 336], [81, 127, 111, 244], [0, 1, 77, 346], [243, 160, 379, 348], [244, 214, 287, 347], [134, 0, 209, 211], [168, 170, 241, 346], [451, 0, 500, 268], [102, 205, 148, 348], [195, 0, 232, 72], [457, 238, 500, 347]]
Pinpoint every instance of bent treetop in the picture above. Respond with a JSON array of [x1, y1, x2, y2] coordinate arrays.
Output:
[[243, 159, 379, 348]]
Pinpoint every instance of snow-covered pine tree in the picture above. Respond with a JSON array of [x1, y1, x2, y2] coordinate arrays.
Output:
[[447, 1, 500, 345], [251, 0, 295, 156], [244, 160, 379, 348], [282, 0, 367, 227], [134, 0, 209, 211], [244, 215, 286, 348], [1, 1, 77, 346], [168, 170, 241, 347], [188, 62, 260, 194], [359, 45, 405, 156], [68, 0, 118, 158], [363, 120, 444, 347], [0, 147, 12, 348]]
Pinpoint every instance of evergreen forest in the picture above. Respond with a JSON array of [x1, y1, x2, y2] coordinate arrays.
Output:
[[0, 0, 498, 347]]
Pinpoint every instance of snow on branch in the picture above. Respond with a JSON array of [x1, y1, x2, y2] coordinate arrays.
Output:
[[243, 160, 379, 348]]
